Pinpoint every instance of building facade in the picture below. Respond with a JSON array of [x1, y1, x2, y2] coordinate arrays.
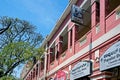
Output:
[[24, 0, 120, 80]]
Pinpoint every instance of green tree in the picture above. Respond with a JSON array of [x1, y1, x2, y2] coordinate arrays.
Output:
[[0, 75, 23, 80], [0, 16, 44, 78], [0, 75, 17, 80]]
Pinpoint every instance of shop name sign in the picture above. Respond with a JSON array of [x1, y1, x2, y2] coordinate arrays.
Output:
[[70, 61, 92, 80], [100, 41, 120, 71]]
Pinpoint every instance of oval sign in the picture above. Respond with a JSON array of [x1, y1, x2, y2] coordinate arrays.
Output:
[[54, 70, 67, 80]]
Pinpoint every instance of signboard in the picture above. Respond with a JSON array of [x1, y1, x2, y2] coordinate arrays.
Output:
[[100, 41, 120, 71], [54, 70, 67, 80], [71, 5, 83, 25], [70, 61, 92, 80]]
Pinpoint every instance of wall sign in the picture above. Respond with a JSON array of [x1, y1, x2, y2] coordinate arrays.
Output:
[[100, 41, 120, 71], [70, 61, 92, 80]]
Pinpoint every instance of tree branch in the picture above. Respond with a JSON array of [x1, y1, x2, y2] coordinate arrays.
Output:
[[0, 21, 11, 34], [2, 59, 24, 77]]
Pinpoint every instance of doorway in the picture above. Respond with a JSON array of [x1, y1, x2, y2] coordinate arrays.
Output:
[[109, 67, 120, 80], [75, 76, 90, 80]]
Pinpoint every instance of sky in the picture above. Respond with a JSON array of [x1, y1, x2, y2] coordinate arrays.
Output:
[[0, 0, 68, 78], [0, 0, 68, 37]]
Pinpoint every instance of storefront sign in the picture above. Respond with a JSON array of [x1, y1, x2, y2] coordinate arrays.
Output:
[[54, 70, 67, 80], [100, 41, 120, 71], [70, 61, 92, 80]]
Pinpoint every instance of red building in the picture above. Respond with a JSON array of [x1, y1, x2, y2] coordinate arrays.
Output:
[[24, 0, 120, 80]]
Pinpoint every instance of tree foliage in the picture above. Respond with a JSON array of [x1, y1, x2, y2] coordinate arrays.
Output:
[[0, 16, 44, 77], [0, 75, 17, 80]]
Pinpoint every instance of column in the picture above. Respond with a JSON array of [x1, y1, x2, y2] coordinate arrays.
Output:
[[47, 49, 51, 71], [72, 25, 77, 54], [91, 0, 98, 28], [31, 72, 33, 80], [68, 30, 71, 52], [37, 61, 40, 80], [44, 52, 47, 80], [100, 0, 106, 33], [35, 68, 37, 80], [33, 69, 35, 80], [39, 62, 41, 78], [58, 36, 63, 54]]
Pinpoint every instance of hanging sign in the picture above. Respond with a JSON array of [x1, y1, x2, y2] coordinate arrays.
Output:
[[71, 5, 83, 25]]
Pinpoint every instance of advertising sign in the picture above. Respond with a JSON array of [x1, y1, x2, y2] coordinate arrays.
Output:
[[54, 70, 67, 80], [100, 41, 120, 71], [70, 61, 92, 80]]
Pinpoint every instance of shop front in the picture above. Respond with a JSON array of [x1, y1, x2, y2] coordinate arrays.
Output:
[[100, 41, 120, 80], [70, 61, 92, 80]]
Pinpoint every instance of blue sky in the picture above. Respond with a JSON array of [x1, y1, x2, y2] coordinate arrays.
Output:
[[0, 0, 68, 37], [0, 0, 68, 78]]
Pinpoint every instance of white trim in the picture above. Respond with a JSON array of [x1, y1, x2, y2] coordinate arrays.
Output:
[[47, 24, 120, 77]]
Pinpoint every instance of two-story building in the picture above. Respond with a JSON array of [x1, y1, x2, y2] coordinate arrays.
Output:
[[24, 0, 120, 80]]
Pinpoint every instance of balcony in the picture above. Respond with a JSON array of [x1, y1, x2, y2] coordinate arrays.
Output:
[[106, 5, 120, 32]]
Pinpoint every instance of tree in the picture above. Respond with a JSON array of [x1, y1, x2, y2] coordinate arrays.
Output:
[[0, 75, 18, 80], [0, 16, 44, 78]]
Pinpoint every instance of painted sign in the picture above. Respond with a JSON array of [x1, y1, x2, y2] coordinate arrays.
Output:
[[54, 70, 67, 80], [70, 61, 92, 80], [100, 41, 120, 71]]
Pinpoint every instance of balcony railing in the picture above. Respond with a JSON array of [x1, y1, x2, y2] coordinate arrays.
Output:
[[106, 5, 120, 32]]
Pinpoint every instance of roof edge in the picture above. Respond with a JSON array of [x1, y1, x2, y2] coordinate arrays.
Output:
[[41, 0, 77, 48]]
